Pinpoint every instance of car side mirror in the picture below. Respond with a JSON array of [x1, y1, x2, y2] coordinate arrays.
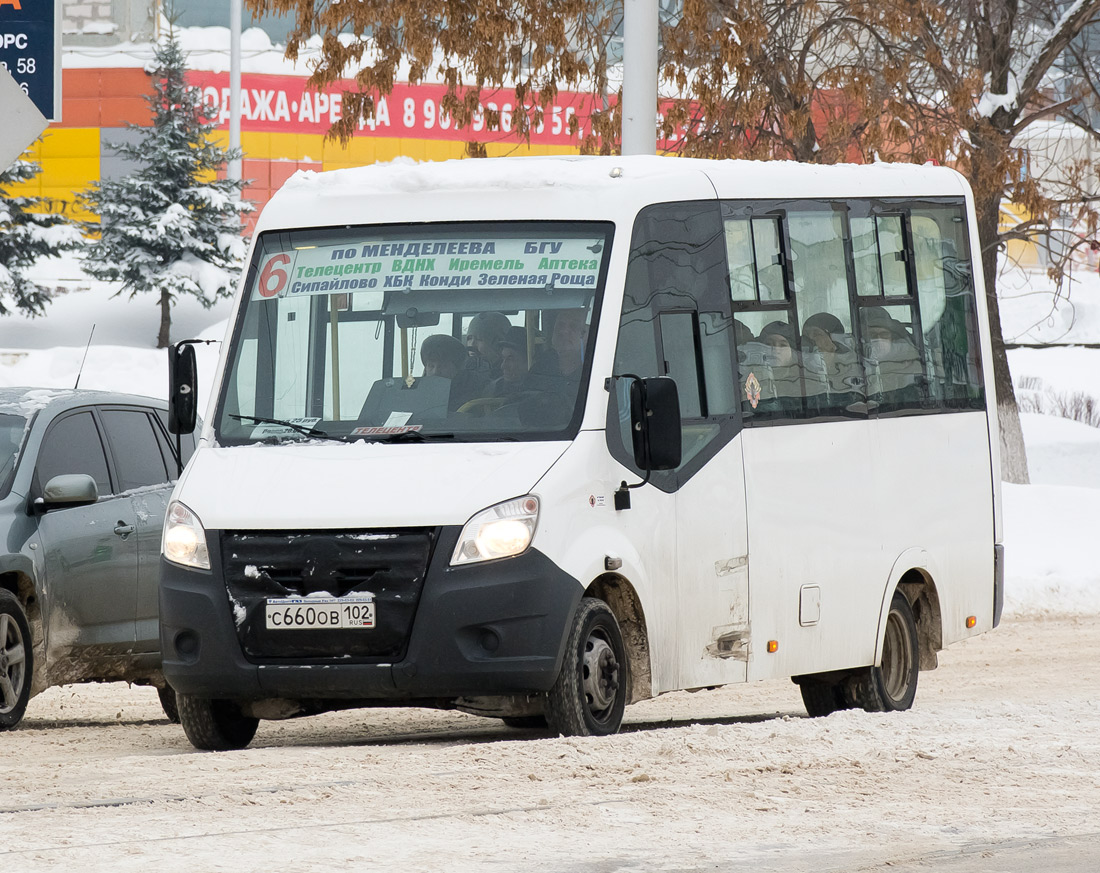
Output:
[[36, 474, 99, 511], [168, 342, 198, 435], [630, 377, 682, 471]]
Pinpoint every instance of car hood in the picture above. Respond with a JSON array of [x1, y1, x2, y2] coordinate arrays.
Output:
[[176, 440, 570, 530]]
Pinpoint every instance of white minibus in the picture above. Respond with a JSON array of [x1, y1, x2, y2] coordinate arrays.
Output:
[[160, 156, 1003, 750]]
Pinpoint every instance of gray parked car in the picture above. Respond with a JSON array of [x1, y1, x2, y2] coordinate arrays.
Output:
[[0, 388, 196, 730]]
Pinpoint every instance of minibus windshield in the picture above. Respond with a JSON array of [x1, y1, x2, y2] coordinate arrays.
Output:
[[216, 221, 613, 445]]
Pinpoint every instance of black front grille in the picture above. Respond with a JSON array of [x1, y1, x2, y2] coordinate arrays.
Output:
[[221, 528, 436, 661]]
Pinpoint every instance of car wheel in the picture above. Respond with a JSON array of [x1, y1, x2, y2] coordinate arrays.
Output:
[[0, 589, 32, 731], [158, 685, 181, 724], [545, 598, 628, 737], [854, 590, 920, 712], [177, 693, 259, 751]]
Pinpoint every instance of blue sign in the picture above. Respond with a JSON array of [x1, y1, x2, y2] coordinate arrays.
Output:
[[0, 0, 60, 122]]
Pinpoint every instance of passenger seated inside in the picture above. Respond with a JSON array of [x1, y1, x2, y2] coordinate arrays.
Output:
[[860, 308, 923, 407], [754, 320, 803, 414], [800, 312, 863, 413], [531, 308, 587, 382], [488, 327, 531, 398], [465, 311, 512, 378], [419, 333, 488, 411]]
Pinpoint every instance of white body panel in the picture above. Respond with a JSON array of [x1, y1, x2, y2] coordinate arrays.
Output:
[[175, 155, 1001, 708], [178, 441, 568, 530]]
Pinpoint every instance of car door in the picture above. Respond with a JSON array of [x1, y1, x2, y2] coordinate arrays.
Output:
[[97, 407, 178, 653], [35, 409, 140, 654]]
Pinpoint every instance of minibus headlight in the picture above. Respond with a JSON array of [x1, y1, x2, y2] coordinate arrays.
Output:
[[451, 496, 539, 565], [162, 501, 210, 570]]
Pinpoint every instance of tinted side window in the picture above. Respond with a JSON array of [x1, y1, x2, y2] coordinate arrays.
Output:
[[36, 411, 112, 495], [153, 409, 196, 474], [100, 409, 171, 490], [608, 201, 738, 488], [911, 206, 985, 409]]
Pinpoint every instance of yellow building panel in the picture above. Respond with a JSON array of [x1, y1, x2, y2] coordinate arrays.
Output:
[[31, 157, 100, 189], [39, 128, 101, 159]]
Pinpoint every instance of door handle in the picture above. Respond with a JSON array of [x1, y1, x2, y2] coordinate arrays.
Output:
[[114, 522, 136, 539]]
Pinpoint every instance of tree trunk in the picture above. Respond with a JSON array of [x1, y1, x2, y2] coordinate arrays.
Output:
[[157, 288, 171, 350], [974, 189, 1030, 484]]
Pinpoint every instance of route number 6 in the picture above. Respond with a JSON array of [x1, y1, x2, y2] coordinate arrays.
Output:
[[257, 253, 291, 297]]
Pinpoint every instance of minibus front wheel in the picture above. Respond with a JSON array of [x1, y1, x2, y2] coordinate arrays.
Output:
[[545, 598, 628, 737], [177, 694, 260, 751]]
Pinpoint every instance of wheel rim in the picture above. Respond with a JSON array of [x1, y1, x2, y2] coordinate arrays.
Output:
[[880, 607, 913, 703], [582, 630, 620, 718], [0, 613, 27, 715]]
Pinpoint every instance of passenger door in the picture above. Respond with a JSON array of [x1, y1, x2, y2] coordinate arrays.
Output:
[[35, 410, 140, 654], [97, 407, 180, 652], [609, 201, 750, 693]]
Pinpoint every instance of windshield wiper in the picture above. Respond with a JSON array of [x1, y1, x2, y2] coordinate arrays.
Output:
[[230, 413, 333, 439], [373, 431, 456, 443]]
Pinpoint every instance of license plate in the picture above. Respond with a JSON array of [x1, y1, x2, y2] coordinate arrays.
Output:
[[265, 597, 375, 630]]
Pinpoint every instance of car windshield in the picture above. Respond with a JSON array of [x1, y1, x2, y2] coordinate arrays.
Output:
[[0, 412, 29, 496], [216, 221, 613, 445]]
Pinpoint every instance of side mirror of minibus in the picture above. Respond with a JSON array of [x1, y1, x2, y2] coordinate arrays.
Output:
[[167, 342, 198, 435], [630, 377, 682, 472]]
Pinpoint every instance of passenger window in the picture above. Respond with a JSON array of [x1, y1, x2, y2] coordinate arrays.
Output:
[[853, 214, 911, 298], [733, 310, 804, 420], [725, 216, 785, 302], [36, 412, 112, 496], [100, 409, 171, 490], [858, 304, 926, 412], [659, 312, 703, 418], [911, 207, 985, 408]]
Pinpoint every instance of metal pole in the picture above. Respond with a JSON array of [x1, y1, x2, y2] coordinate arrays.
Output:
[[621, 0, 658, 156], [229, 0, 242, 181]]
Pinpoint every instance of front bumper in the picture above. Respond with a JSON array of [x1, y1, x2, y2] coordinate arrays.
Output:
[[159, 525, 582, 702]]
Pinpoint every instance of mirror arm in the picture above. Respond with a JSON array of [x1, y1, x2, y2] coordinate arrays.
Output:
[[608, 373, 652, 511]]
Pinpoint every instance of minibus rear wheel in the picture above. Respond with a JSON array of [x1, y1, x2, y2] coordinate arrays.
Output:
[[545, 598, 628, 737], [855, 590, 919, 712], [177, 694, 260, 751], [0, 589, 32, 731]]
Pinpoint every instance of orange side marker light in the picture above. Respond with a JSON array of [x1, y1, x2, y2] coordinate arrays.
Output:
[[966, 616, 977, 629], [767, 640, 779, 653]]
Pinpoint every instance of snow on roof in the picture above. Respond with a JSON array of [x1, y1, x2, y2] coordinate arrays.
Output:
[[268, 155, 968, 215]]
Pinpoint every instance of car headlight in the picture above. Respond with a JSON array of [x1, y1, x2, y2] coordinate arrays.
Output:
[[162, 501, 210, 570], [451, 496, 539, 565]]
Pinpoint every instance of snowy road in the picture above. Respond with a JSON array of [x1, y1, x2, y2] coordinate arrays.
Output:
[[3, 615, 1098, 872]]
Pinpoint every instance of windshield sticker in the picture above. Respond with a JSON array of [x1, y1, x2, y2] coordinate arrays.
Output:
[[383, 411, 413, 427], [350, 425, 423, 436], [745, 372, 762, 410], [249, 417, 322, 439], [253, 236, 605, 300]]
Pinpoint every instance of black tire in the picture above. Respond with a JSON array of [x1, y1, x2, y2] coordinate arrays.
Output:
[[0, 590, 32, 731], [853, 590, 919, 712], [177, 694, 259, 751], [501, 715, 548, 729], [798, 678, 849, 718], [545, 598, 628, 737], [158, 685, 181, 724]]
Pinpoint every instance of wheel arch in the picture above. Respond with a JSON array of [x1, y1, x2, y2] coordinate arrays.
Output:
[[0, 567, 47, 696], [874, 550, 944, 672], [584, 573, 653, 704]]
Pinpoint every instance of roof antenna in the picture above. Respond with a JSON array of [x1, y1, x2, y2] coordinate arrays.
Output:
[[73, 324, 96, 390]]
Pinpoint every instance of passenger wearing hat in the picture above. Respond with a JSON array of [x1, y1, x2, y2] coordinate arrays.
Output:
[[859, 307, 923, 407]]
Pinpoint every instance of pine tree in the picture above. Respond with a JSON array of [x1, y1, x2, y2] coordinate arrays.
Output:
[[81, 27, 252, 348], [0, 152, 82, 317]]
